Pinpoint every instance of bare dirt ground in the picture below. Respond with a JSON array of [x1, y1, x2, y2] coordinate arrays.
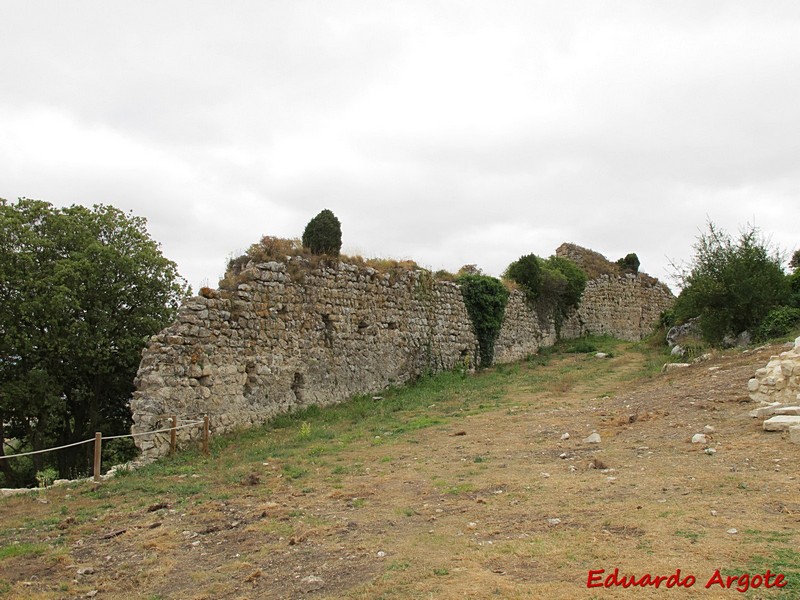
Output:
[[2, 341, 799, 599]]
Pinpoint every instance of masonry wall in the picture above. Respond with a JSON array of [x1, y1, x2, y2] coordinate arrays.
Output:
[[561, 274, 675, 341], [131, 252, 673, 459]]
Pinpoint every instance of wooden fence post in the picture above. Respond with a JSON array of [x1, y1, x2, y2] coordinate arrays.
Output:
[[202, 415, 209, 455], [93, 432, 102, 483], [170, 415, 177, 455]]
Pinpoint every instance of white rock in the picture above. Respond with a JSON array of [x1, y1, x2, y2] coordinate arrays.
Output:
[[747, 378, 760, 392], [595, 352, 608, 359], [376, 551, 387, 558], [773, 406, 800, 416], [662, 363, 690, 372], [547, 518, 561, 526], [671, 345, 684, 357], [749, 403, 783, 418], [691, 434, 707, 444], [583, 432, 601, 444], [703, 425, 715, 434], [789, 426, 800, 445], [704, 448, 717, 455], [763, 415, 800, 431], [727, 528, 738, 535], [560, 432, 570, 440]]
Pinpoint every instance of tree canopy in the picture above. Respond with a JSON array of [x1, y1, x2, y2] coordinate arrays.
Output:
[[301, 209, 342, 256], [0, 198, 187, 485], [672, 222, 791, 345]]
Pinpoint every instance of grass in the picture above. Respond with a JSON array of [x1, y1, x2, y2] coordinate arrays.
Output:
[[0, 337, 793, 599]]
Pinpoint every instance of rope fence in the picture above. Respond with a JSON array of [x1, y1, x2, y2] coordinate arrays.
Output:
[[0, 415, 210, 483]]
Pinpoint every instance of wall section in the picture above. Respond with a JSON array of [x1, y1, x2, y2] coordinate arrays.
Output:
[[131, 253, 673, 458]]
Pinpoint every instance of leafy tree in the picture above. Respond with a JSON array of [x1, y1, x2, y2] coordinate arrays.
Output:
[[790, 249, 800, 272], [616, 252, 640, 273], [0, 198, 187, 485], [504, 253, 587, 334], [457, 275, 509, 368], [301, 209, 342, 256], [672, 222, 791, 345], [504, 254, 542, 301]]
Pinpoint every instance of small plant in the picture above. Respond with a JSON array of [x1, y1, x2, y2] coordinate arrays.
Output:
[[298, 421, 312, 440], [35, 467, 58, 489]]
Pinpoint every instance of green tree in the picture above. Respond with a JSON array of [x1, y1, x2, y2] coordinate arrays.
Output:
[[0, 199, 187, 485], [504, 254, 542, 301], [301, 209, 342, 256], [504, 253, 586, 334], [672, 222, 791, 345]]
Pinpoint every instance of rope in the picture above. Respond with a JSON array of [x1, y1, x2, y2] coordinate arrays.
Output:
[[0, 437, 95, 460], [0, 419, 207, 460]]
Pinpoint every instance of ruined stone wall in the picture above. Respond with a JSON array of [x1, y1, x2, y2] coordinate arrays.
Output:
[[132, 259, 549, 457], [132, 248, 673, 459], [561, 274, 675, 341], [557, 243, 674, 341]]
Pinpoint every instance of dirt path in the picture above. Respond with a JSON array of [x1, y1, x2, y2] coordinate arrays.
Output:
[[1, 342, 798, 599]]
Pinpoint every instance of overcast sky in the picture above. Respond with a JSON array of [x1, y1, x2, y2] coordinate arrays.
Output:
[[2, 1, 799, 293]]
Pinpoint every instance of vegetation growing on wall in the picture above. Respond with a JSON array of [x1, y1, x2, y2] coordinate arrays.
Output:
[[616, 252, 640, 273], [302, 209, 342, 256], [457, 274, 509, 368], [504, 253, 587, 334]]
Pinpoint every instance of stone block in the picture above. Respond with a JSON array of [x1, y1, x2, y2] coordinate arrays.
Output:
[[773, 406, 800, 416], [749, 402, 783, 418], [790, 426, 800, 444], [763, 415, 800, 431]]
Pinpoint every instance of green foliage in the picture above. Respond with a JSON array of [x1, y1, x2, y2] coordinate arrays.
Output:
[[672, 222, 791, 345], [616, 252, 640, 273], [301, 209, 342, 256], [504, 254, 541, 301], [35, 467, 58, 489], [457, 275, 509, 368], [0, 198, 188, 486], [790, 271, 800, 308], [790, 249, 800, 272], [756, 306, 800, 341], [504, 254, 587, 334]]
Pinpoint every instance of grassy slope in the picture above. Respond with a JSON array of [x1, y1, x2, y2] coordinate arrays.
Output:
[[1, 335, 799, 599]]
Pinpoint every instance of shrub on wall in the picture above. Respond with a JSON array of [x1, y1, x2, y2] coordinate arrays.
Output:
[[616, 253, 640, 273], [302, 209, 342, 256], [457, 274, 509, 368], [504, 253, 587, 334]]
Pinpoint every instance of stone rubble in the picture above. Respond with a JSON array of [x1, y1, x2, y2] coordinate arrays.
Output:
[[747, 336, 800, 444]]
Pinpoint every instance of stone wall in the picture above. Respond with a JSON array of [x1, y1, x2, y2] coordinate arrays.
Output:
[[748, 337, 800, 406], [557, 243, 674, 342], [131, 247, 673, 459]]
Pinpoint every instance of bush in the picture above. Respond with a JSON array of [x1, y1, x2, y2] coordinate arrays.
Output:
[[672, 222, 791, 345], [616, 253, 640, 273], [756, 306, 800, 341], [457, 275, 509, 368], [504, 253, 587, 335], [504, 254, 542, 301], [302, 209, 342, 256]]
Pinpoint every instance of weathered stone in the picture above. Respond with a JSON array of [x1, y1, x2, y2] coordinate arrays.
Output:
[[763, 416, 800, 431], [790, 426, 800, 444], [691, 433, 707, 444], [131, 247, 674, 459], [748, 402, 783, 418]]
